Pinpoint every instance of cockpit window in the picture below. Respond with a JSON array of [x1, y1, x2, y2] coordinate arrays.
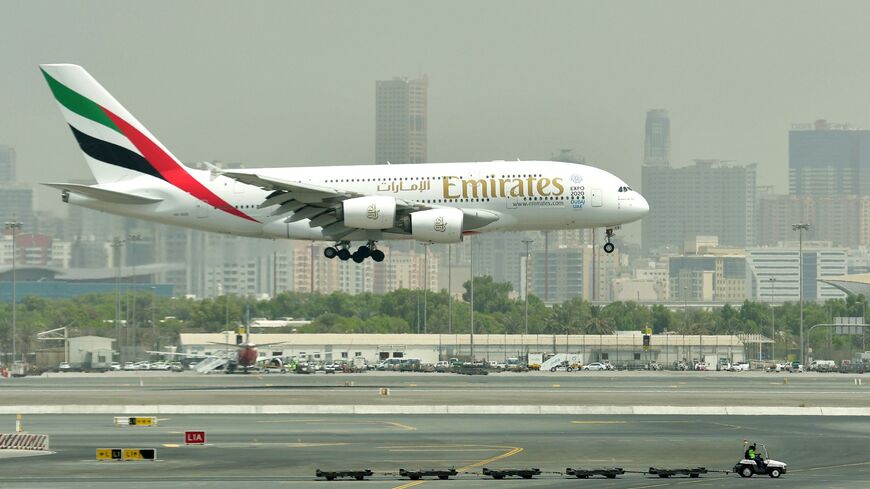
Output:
[[618, 186, 632, 192]]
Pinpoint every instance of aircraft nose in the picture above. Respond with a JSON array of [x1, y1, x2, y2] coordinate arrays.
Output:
[[637, 193, 649, 216]]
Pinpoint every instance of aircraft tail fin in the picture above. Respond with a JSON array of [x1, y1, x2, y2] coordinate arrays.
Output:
[[40, 63, 189, 185]]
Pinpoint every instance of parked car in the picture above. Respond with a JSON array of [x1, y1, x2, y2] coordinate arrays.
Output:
[[150, 361, 170, 370], [134, 361, 151, 370], [58, 362, 71, 372], [109, 362, 121, 371], [169, 362, 184, 372], [123, 362, 136, 371], [582, 362, 608, 371]]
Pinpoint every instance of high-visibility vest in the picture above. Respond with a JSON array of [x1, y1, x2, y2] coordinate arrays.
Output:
[[748, 449, 756, 459]]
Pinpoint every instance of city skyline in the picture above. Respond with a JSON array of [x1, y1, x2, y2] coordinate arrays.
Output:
[[5, 1, 870, 220]]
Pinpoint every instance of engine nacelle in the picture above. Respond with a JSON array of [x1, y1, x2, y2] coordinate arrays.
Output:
[[409, 208, 464, 243], [342, 195, 397, 229]]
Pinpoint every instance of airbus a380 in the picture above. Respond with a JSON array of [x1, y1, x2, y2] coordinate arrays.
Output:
[[40, 64, 649, 263]]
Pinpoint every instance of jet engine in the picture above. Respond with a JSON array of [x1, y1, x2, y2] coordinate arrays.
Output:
[[408, 208, 464, 243], [342, 195, 397, 229]]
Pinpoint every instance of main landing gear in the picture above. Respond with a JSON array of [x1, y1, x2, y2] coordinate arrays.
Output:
[[603, 228, 615, 254], [324, 241, 385, 263]]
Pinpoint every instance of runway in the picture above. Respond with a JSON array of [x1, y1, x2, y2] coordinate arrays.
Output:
[[2, 370, 869, 408], [1, 413, 870, 488], [2, 371, 869, 487]]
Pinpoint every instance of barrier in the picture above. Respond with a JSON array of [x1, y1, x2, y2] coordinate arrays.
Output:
[[113, 416, 157, 427], [0, 433, 50, 451]]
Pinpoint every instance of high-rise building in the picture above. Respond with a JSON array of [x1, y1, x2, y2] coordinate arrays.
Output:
[[789, 120, 870, 197], [758, 194, 870, 248], [375, 76, 427, 164], [0, 185, 34, 232], [643, 110, 670, 167], [668, 254, 747, 302], [747, 246, 847, 302], [0, 145, 15, 183], [642, 160, 757, 253]]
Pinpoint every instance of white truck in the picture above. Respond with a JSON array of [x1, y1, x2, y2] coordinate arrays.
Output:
[[541, 353, 584, 372], [809, 360, 836, 372]]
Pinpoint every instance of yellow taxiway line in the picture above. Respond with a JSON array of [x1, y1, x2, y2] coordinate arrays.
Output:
[[390, 444, 523, 489]]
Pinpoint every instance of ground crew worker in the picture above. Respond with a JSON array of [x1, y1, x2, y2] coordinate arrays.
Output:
[[746, 444, 765, 470]]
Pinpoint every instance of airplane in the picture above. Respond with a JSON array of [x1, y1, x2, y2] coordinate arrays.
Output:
[[39, 64, 649, 263], [148, 331, 288, 374]]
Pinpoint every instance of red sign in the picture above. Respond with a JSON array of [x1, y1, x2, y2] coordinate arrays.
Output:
[[184, 431, 206, 445]]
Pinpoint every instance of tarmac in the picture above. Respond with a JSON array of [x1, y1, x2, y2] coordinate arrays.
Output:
[[0, 371, 869, 487], [2, 369, 869, 409]]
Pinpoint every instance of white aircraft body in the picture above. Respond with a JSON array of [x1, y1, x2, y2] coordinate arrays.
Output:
[[40, 64, 648, 262]]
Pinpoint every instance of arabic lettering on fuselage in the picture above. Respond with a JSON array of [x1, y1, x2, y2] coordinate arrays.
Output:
[[375, 179, 433, 193], [372, 175, 567, 200]]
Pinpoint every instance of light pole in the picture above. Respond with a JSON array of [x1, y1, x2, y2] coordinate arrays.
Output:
[[522, 238, 533, 335], [223, 284, 229, 361], [5, 221, 21, 362], [447, 244, 452, 334], [683, 286, 688, 331], [150, 286, 157, 348], [127, 234, 142, 360], [470, 235, 475, 362], [422, 243, 429, 334], [769, 277, 776, 361], [543, 231, 549, 303], [110, 237, 125, 362], [792, 223, 809, 364]]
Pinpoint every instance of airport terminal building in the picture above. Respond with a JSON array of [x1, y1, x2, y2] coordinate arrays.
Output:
[[177, 332, 748, 368]]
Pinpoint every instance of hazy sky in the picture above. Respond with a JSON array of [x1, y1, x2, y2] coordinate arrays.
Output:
[[5, 0, 870, 215]]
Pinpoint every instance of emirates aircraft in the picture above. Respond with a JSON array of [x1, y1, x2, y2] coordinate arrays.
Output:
[[40, 64, 648, 262]]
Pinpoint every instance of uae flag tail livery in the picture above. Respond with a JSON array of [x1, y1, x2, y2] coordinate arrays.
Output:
[[40, 64, 254, 222]]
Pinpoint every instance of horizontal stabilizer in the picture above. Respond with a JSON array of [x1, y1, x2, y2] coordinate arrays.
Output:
[[43, 182, 163, 205]]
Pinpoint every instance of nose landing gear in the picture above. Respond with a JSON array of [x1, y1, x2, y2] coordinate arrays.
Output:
[[603, 228, 616, 254]]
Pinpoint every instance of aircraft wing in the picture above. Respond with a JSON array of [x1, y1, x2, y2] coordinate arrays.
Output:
[[222, 171, 500, 238]]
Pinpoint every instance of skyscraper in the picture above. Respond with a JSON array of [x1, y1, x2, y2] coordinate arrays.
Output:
[[789, 120, 870, 196], [375, 77, 427, 164], [0, 145, 15, 183], [642, 160, 757, 253], [643, 109, 670, 167]]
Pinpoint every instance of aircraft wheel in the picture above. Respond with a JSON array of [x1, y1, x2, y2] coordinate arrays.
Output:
[[603, 242, 615, 254], [337, 248, 351, 261], [371, 250, 385, 262], [357, 245, 371, 258], [352, 252, 365, 263], [323, 247, 337, 259]]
